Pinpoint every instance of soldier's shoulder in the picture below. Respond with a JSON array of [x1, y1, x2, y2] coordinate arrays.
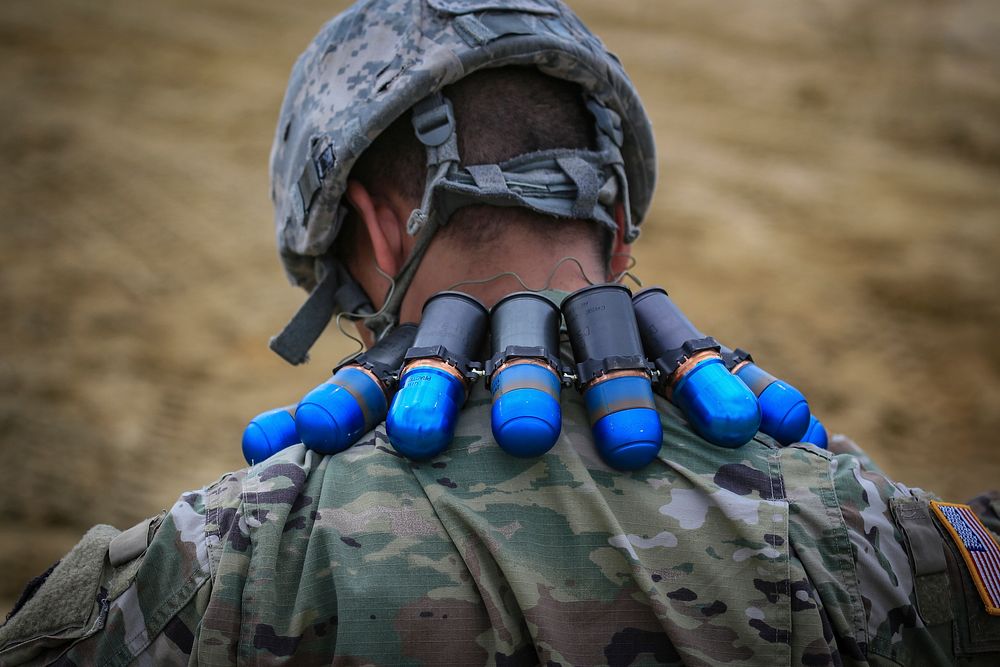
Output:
[[0, 485, 215, 665]]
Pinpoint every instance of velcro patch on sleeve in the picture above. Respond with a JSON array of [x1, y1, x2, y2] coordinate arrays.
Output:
[[931, 500, 1000, 616]]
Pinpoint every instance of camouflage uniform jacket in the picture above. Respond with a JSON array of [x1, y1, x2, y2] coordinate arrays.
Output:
[[2, 385, 999, 666]]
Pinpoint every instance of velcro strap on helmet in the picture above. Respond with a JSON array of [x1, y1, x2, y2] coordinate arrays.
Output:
[[424, 149, 620, 232]]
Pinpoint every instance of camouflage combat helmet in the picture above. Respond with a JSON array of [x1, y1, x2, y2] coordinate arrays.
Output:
[[269, 0, 657, 365]]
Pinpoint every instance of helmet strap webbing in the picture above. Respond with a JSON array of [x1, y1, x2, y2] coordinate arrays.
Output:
[[269, 256, 374, 365], [360, 93, 460, 339]]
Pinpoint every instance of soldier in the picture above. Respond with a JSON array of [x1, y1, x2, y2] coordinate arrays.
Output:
[[2, 1, 999, 665]]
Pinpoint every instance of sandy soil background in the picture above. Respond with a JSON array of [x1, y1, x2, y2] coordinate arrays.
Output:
[[1, 0, 998, 610]]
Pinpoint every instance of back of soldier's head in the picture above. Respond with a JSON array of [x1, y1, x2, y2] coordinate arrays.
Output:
[[349, 66, 607, 261]]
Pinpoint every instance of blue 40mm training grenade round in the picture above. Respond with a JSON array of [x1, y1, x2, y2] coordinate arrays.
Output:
[[562, 284, 662, 470], [632, 288, 760, 448], [722, 347, 810, 446], [295, 324, 417, 454], [487, 292, 563, 457], [387, 292, 488, 460], [242, 406, 298, 465], [800, 415, 829, 449]]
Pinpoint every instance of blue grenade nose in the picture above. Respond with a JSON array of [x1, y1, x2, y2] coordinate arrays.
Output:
[[490, 362, 562, 457], [672, 358, 762, 448], [563, 284, 663, 471], [296, 367, 386, 454], [386, 292, 488, 461], [388, 365, 467, 460], [632, 288, 760, 448], [241, 406, 298, 465], [584, 375, 663, 470], [732, 360, 810, 445], [800, 415, 829, 449], [488, 292, 563, 457], [295, 324, 417, 455]]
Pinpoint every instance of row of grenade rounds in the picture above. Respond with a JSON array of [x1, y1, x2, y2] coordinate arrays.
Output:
[[242, 284, 829, 470]]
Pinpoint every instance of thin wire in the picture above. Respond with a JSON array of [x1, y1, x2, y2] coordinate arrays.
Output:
[[609, 253, 642, 288], [332, 314, 365, 366], [332, 264, 398, 367], [620, 271, 642, 288], [446, 271, 533, 292], [447, 256, 594, 293], [543, 256, 596, 289]]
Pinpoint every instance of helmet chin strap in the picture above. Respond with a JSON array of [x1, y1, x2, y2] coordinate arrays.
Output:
[[269, 255, 375, 365]]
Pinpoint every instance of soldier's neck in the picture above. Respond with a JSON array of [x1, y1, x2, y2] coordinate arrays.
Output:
[[398, 239, 606, 322]]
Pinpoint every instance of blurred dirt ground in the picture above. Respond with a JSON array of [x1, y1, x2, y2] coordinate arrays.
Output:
[[1, 0, 999, 610]]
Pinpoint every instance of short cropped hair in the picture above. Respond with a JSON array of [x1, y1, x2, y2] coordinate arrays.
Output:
[[349, 67, 609, 263]]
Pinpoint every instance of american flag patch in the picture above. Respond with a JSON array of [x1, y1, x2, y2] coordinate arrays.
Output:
[[931, 501, 1000, 616]]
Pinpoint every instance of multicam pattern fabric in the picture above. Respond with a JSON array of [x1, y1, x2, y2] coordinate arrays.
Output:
[[3, 385, 998, 665]]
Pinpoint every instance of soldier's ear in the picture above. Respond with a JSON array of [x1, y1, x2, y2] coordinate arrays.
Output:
[[609, 201, 632, 279], [344, 180, 405, 276]]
